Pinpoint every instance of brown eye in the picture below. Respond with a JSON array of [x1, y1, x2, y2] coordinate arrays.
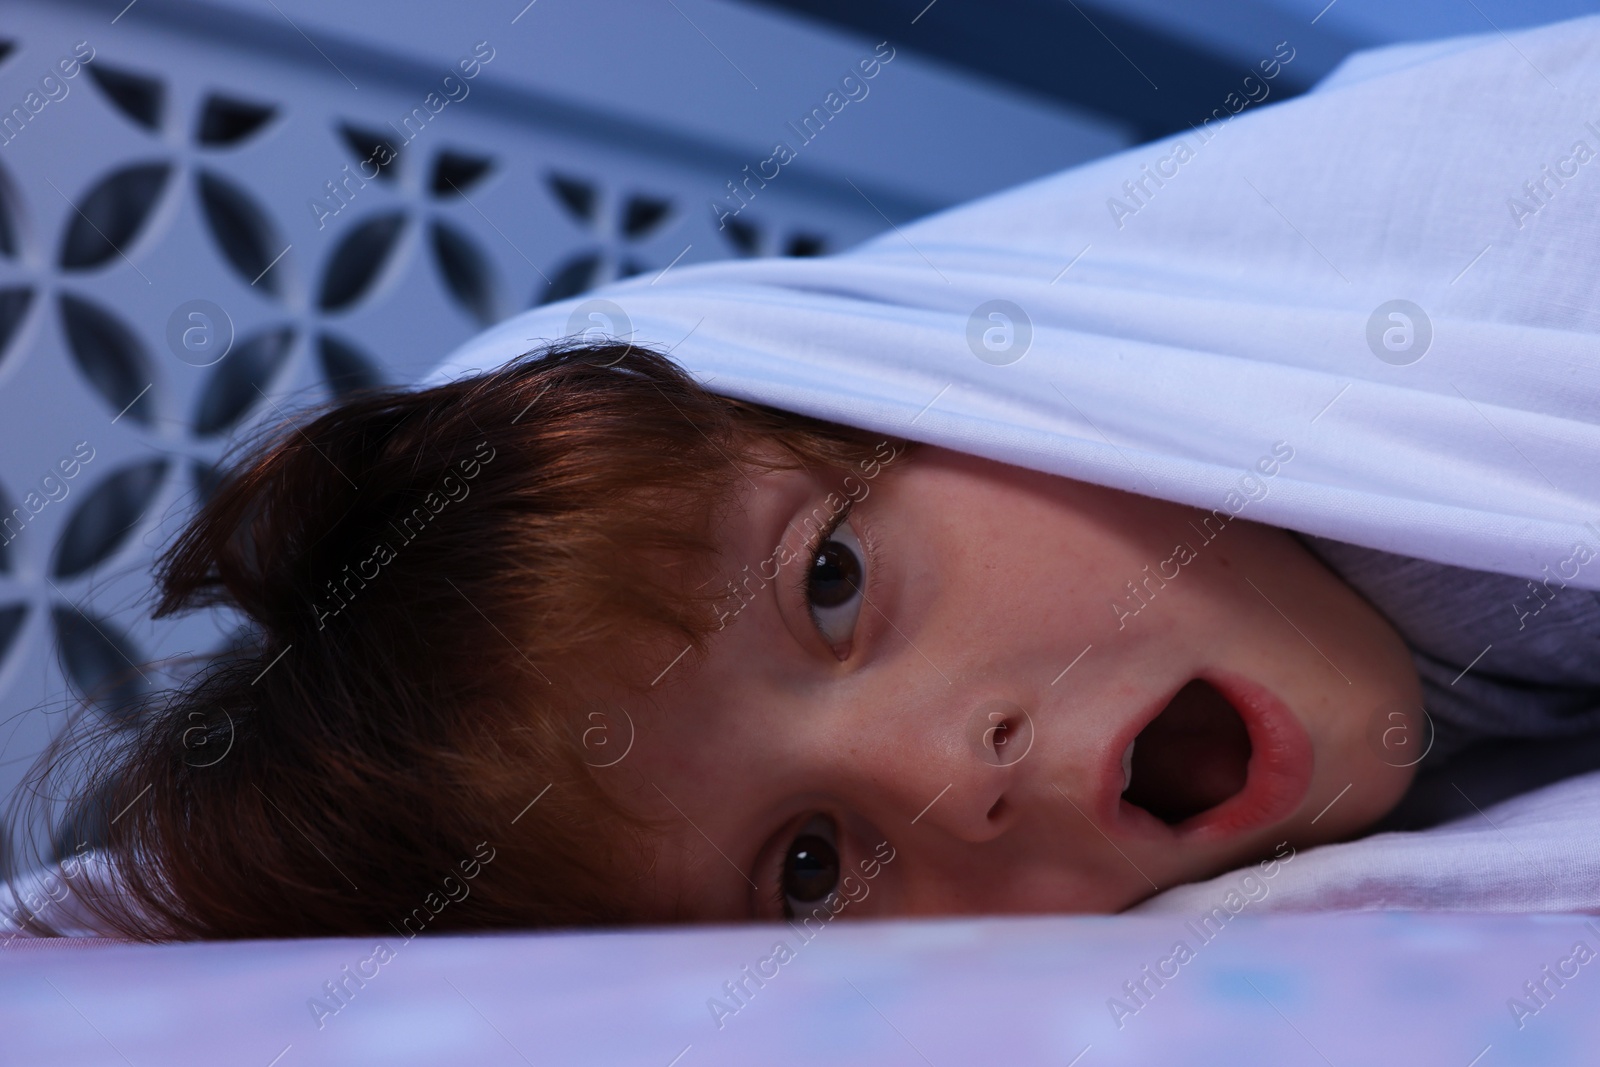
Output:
[[782, 816, 840, 915], [808, 540, 861, 608], [805, 521, 867, 650]]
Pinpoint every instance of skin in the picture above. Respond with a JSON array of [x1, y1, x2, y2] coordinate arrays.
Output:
[[597, 444, 1424, 924]]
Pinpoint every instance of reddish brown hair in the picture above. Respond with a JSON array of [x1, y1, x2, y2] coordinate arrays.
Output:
[[7, 339, 907, 940]]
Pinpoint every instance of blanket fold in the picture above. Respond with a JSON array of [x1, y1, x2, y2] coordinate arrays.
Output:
[[431, 17, 1600, 590]]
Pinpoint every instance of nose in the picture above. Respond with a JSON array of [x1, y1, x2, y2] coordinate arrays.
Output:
[[889, 698, 1039, 844]]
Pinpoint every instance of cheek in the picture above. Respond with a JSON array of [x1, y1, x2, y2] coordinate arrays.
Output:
[[1180, 523, 1423, 830], [899, 828, 1170, 915]]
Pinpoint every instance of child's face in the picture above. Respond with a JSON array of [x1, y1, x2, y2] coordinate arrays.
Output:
[[603, 445, 1423, 922]]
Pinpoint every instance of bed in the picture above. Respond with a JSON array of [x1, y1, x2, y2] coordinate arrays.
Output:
[[7, 912, 1600, 1063]]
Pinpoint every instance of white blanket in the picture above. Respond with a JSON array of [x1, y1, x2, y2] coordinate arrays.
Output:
[[431, 19, 1600, 592], [1131, 768, 1600, 914], [425, 17, 1600, 915]]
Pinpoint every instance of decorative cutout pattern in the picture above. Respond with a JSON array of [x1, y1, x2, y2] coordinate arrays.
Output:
[[57, 294, 155, 426], [0, 604, 25, 668], [431, 149, 492, 196], [50, 604, 153, 726], [57, 162, 170, 270], [0, 3, 878, 861], [785, 232, 827, 257], [0, 482, 13, 575], [547, 173, 597, 222], [718, 216, 827, 258], [430, 220, 495, 325], [537, 172, 685, 305], [317, 333, 385, 398], [0, 163, 21, 259], [196, 170, 287, 295], [0, 287, 32, 367], [191, 327, 294, 437], [323, 137, 504, 323], [320, 212, 406, 311], [621, 195, 672, 239], [338, 125, 402, 182], [195, 93, 276, 147], [541, 251, 602, 304], [86, 64, 164, 131], [190, 459, 225, 506], [52, 458, 167, 579]]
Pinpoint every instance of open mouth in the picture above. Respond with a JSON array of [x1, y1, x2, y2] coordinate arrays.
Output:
[[1120, 679, 1252, 825]]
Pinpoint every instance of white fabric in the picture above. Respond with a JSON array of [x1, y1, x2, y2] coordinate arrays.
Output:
[[1130, 769, 1600, 914], [1, 851, 130, 940], [429, 17, 1600, 592]]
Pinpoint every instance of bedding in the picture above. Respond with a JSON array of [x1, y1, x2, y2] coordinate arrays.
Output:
[[1131, 767, 1600, 915], [5, 911, 1599, 1063], [429, 20, 1600, 593], [1298, 535, 1600, 759]]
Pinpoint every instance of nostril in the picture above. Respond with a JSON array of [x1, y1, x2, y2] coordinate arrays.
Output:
[[966, 700, 1036, 767], [990, 713, 1034, 767], [986, 796, 1007, 822], [991, 719, 1011, 749]]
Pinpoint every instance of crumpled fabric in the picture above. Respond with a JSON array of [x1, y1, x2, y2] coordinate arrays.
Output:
[[430, 18, 1600, 594]]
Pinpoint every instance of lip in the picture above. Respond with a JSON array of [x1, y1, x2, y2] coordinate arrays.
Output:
[[1101, 671, 1314, 844]]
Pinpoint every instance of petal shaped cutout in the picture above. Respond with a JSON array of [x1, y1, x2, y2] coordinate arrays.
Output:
[[196, 93, 277, 146], [430, 220, 495, 324], [0, 162, 21, 259], [53, 458, 168, 579], [57, 293, 155, 426], [0, 482, 13, 574], [337, 124, 401, 182], [192, 326, 295, 437], [0, 286, 33, 364], [318, 333, 385, 398], [0, 602, 25, 665], [85, 64, 164, 131], [621, 195, 672, 239], [196, 169, 287, 294], [50, 603, 154, 726], [547, 173, 597, 224], [720, 216, 761, 257], [784, 232, 826, 257], [537, 251, 601, 305], [318, 212, 406, 312], [58, 162, 171, 270], [0, 41, 14, 69], [431, 149, 493, 197]]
